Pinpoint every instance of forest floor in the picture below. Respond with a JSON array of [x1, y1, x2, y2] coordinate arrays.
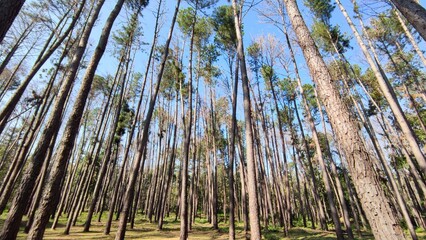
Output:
[[1, 212, 425, 239]]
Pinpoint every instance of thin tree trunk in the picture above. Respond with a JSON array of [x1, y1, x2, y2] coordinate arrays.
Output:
[[0, 21, 34, 77], [228, 56, 239, 240], [392, 9, 426, 68], [114, 1, 181, 238], [292, 98, 326, 230], [83, 21, 135, 231], [231, 1, 261, 238], [339, 0, 426, 174], [179, 2, 196, 235], [0, 5, 80, 135], [158, 94, 179, 230], [292, 145, 307, 228]]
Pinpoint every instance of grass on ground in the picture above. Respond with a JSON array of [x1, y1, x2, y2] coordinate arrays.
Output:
[[1, 212, 425, 239]]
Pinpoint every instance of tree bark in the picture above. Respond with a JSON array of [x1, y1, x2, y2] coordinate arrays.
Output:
[[83, 18, 135, 231], [114, 1, 181, 238], [0, 5, 78, 135], [180, 2, 196, 237], [0, 2, 91, 240], [228, 57, 239, 240], [340, 0, 426, 174], [26, 0, 124, 238], [283, 0, 406, 239], [0, 0, 25, 43], [391, 0, 426, 41], [231, 0, 262, 238]]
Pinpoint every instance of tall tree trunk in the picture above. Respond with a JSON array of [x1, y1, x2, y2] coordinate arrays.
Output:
[[292, 97, 326, 230], [282, 0, 405, 239], [0, 57, 59, 214], [390, 0, 426, 41], [315, 90, 355, 240], [291, 144, 307, 228], [236, 131, 249, 235], [0, 4, 81, 135], [392, 9, 426, 68], [209, 86, 219, 230], [83, 16, 136, 230], [26, 1, 124, 238], [0, 21, 34, 76], [0, 40, 36, 101], [0, 2, 93, 240], [0, 0, 25, 43], [295, 95, 344, 239], [179, 2, 197, 236], [228, 57, 239, 240], [264, 64, 291, 235], [337, 0, 426, 173], [158, 94, 179, 230], [114, 1, 181, 238], [188, 72, 200, 230], [231, 0, 262, 238], [288, 27, 343, 235]]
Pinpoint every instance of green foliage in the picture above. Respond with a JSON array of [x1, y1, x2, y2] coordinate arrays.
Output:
[[327, 60, 361, 83], [247, 42, 262, 80], [278, 78, 297, 102], [112, 8, 143, 56], [125, 0, 149, 11], [127, 72, 143, 99], [200, 44, 221, 84], [277, 105, 294, 130], [367, 100, 378, 117], [193, 17, 213, 49], [304, 0, 335, 25], [260, 65, 277, 90], [352, 1, 360, 16], [311, 21, 350, 54], [406, 108, 426, 144], [391, 154, 408, 170], [177, 5, 214, 49], [360, 69, 386, 109], [114, 100, 135, 144], [367, 11, 405, 48], [158, 46, 186, 99], [90, 74, 111, 99], [211, 5, 237, 51], [304, 0, 351, 55], [317, 132, 331, 158], [299, 84, 320, 123], [177, 7, 196, 36], [386, 51, 426, 88], [163, 60, 186, 99], [301, 84, 318, 111]]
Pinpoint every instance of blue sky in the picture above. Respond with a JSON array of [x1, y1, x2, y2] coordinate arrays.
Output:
[[3, 0, 424, 163]]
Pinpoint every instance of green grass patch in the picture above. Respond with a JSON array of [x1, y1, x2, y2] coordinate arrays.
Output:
[[2, 212, 424, 239]]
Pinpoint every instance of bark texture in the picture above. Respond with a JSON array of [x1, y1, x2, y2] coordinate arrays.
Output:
[[283, 0, 405, 239], [391, 0, 426, 41], [27, 0, 123, 238], [0, 0, 25, 43], [231, 1, 262, 239]]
